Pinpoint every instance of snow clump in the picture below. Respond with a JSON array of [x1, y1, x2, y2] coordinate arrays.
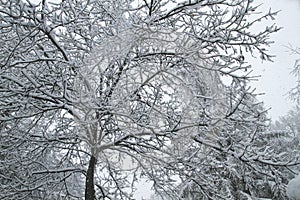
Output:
[[287, 173, 300, 200]]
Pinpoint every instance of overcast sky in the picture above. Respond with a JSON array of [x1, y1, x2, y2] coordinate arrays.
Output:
[[251, 0, 300, 121]]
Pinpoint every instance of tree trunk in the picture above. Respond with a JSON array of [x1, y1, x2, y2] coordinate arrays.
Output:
[[85, 155, 97, 200]]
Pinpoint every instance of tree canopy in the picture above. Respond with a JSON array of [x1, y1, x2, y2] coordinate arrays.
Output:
[[0, 0, 298, 199]]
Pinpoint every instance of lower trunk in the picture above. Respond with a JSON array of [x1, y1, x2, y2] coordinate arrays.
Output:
[[85, 155, 97, 200]]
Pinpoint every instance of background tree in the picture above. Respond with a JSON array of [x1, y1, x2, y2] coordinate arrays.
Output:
[[273, 46, 300, 200], [289, 46, 300, 104], [0, 0, 298, 199]]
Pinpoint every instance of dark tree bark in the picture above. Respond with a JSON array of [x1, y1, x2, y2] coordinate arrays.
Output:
[[85, 155, 97, 200]]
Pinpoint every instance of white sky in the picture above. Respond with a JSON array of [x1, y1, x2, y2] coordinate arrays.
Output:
[[251, 0, 300, 121]]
